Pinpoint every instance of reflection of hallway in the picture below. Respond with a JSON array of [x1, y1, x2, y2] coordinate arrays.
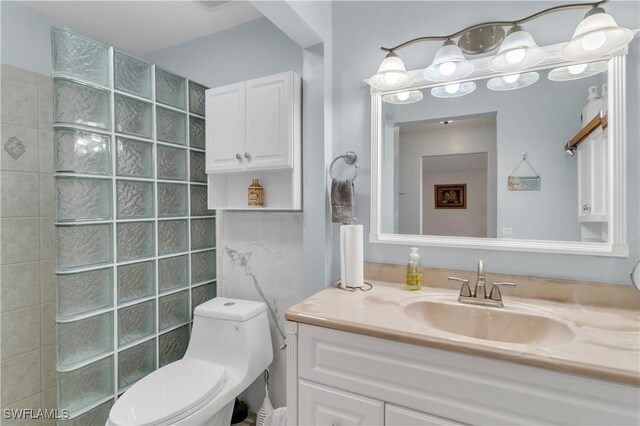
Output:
[[423, 154, 488, 237]]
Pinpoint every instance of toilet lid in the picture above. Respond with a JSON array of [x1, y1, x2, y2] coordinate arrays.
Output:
[[109, 359, 226, 426]]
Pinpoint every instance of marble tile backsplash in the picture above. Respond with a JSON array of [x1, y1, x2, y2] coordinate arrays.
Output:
[[0, 63, 57, 421], [219, 211, 304, 411]]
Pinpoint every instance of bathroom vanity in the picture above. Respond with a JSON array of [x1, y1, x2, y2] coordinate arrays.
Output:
[[285, 264, 640, 426]]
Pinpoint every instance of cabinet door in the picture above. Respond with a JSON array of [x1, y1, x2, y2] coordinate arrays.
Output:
[[245, 72, 294, 170], [578, 130, 608, 220], [299, 380, 384, 426], [205, 82, 245, 172], [385, 404, 466, 426]]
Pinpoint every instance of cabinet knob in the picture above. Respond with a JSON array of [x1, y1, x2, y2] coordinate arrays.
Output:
[[583, 204, 591, 212], [244, 152, 251, 160], [235, 153, 242, 161]]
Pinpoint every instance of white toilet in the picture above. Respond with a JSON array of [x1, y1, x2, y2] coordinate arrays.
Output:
[[107, 297, 273, 426]]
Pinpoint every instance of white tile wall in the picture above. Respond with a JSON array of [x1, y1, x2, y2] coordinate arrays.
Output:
[[0, 63, 57, 417]]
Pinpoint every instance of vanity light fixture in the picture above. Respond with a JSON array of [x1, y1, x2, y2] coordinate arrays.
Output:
[[490, 25, 546, 72], [562, 6, 634, 61], [424, 40, 474, 82], [431, 81, 476, 98], [370, 1, 633, 90], [548, 60, 608, 81], [368, 51, 412, 91], [382, 90, 424, 105], [487, 72, 539, 91]]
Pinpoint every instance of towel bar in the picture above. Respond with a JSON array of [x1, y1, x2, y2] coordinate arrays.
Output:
[[330, 151, 359, 181]]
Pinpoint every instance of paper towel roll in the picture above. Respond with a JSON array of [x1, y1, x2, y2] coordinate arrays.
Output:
[[340, 225, 364, 288]]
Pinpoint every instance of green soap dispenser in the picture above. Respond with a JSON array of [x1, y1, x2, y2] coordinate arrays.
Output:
[[406, 247, 423, 291]]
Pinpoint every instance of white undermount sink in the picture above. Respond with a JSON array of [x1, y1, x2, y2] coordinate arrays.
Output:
[[403, 297, 575, 345]]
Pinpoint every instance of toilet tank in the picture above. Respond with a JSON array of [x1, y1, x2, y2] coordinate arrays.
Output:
[[194, 297, 267, 321], [185, 298, 273, 373]]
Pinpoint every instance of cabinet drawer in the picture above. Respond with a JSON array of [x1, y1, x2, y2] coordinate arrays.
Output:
[[298, 323, 639, 425], [385, 404, 466, 426], [299, 380, 384, 426]]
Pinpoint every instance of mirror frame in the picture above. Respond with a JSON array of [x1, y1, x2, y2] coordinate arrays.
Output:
[[370, 40, 630, 257]]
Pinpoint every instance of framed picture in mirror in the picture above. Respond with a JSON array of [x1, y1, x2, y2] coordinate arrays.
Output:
[[434, 184, 466, 209]]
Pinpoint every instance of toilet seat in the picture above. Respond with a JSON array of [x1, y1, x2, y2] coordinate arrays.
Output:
[[109, 359, 227, 426]]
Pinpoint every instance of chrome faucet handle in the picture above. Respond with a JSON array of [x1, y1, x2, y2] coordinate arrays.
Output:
[[449, 276, 472, 298], [489, 282, 516, 301]]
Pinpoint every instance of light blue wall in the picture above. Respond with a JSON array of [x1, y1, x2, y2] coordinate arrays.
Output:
[[144, 17, 303, 88], [0, 1, 63, 74], [331, 1, 640, 284]]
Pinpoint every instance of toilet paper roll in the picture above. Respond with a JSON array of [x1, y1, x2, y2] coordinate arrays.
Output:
[[340, 225, 364, 288]]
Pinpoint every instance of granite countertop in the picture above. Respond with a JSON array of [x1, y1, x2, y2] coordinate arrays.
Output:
[[285, 263, 640, 386]]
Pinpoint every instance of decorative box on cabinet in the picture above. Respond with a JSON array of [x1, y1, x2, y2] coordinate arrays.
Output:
[[205, 71, 301, 210]]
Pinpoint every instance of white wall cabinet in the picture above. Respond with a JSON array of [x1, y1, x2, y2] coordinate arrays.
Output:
[[205, 71, 301, 210], [577, 127, 608, 242], [287, 322, 639, 426]]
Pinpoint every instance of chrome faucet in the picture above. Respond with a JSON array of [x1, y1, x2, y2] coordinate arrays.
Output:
[[448, 260, 515, 307]]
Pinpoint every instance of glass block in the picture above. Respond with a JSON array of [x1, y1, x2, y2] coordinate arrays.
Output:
[[159, 290, 189, 332], [190, 151, 206, 183], [116, 137, 153, 178], [157, 145, 187, 181], [191, 250, 216, 284], [118, 300, 155, 345], [159, 325, 189, 367], [54, 78, 111, 130], [54, 128, 111, 175], [118, 338, 156, 390], [114, 50, 152, 99], [190, 185, 215, 216], [115, 94, 152, 138], [158, 220, 188, 255], [56, 177, 112, 221], [117, 180, 154, 219], [57, 268, 113, 319], [51, 27, 109, 87], [58, 399, 113, 426], [118, 260, 155, 304], [189, 116, 206, 149], [191, 218, 215, 250], [117, 222, 155, 261], [192, 282, 216, 314], [189, 81, 207, 116], [56, 224, 113, 270], [58, 355, 114, 416], [156, 107, 187, 145], [58, 311, 113, 368], [156, 68, 186, 110], [158, 255, 188, 294], [158, 183, 188, 217]]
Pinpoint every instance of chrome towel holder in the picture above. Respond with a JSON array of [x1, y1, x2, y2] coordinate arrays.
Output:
[[330, 150, 359, 181]]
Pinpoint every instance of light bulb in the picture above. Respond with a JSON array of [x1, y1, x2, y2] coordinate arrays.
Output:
[[503, 74, 520, 84], [505, 48, 526, 64], [396, 91, 410, 101], [581, 31, 606, 51], [439, 62, 456, 76], [384, 72, 400, 85], [568, 64, 588, 75], [444, 83, 460, 94]]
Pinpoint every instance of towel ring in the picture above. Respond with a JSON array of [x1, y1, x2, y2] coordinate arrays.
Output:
[[330, 151, 359, 181]]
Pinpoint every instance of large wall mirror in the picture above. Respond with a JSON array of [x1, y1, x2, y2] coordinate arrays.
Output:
[[370, 39, 637, 256]]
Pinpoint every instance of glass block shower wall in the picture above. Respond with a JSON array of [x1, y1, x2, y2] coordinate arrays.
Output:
[[51, 27, 217, 423]]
